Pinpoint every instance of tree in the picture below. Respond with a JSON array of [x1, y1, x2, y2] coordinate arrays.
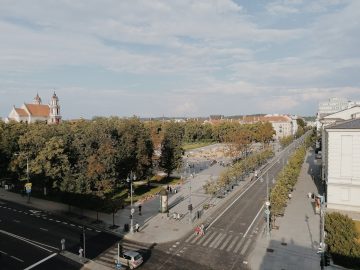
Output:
[[160, 122, 184, 177]]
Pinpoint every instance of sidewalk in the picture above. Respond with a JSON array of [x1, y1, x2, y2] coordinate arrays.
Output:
[[248, 150, 324, 270]]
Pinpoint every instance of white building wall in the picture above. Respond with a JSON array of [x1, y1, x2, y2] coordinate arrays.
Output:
[[326, 130, 360, 211]]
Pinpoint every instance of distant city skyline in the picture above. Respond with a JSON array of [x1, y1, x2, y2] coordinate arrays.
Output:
[[1, 0, 360, 119]]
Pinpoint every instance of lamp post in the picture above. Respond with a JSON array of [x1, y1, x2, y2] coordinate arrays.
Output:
[[265, 201, 271, 238], [127, 171, 136, 234], [187, 163, 193, 223]]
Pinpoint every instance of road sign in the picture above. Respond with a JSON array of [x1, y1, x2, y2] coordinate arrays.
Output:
[[131, 208, 135, 214], [265, 209, 270, 215], [25, 182, 32, 190]]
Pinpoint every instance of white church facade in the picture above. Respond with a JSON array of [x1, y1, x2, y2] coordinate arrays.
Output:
[[5, 93, 62, 124]]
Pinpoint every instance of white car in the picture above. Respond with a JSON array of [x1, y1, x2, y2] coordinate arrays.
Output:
[[115, 251, 143, 269]]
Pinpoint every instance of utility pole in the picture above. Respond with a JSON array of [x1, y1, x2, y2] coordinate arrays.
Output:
[[187, 163, 193, 223], [82, 226, 86, 258], [265, 201, 270, 239]]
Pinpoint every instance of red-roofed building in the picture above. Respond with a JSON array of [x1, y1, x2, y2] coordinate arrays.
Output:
[[6, 93, 61, 124]]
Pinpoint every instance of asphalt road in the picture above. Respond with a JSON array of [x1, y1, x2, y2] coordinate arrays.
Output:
[[141, 137, 305, 270], [0, 199, 121, 270]]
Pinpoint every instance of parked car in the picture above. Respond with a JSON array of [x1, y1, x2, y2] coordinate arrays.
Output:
[[115, 251, 143, 269]]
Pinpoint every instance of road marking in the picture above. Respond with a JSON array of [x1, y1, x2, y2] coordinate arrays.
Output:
[[70, 224, 75, 226], [0, 229, 57, 251], [13, 219, 20, 223], [202, 231, 217, 247], [212, 233, 227, 249], [11, 255, 24, 262], [78, 225, 82, 228], [234, 236, 246, 253], [243, 205, 264, 238], [86, 228, 92, 231], [62, 222, 67, 225], [24, 253, 57, 270], [185, 233, 196, 243], [220, 234, 233, 250], [40, 228, 48, 231], [55, 220, 60, 223], [226, 235, 239, 252], [96, 230, 101, 232], [240, 238, 252, 255], [49, 218, 53, 221], [0, 250, 8, 255], [190, 235, 200, 244]]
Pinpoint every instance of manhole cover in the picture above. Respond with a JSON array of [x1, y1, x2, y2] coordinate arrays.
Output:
[[266, 248, 274, 253], [173, 228, 179, 231], [281, 242, 287, 246]]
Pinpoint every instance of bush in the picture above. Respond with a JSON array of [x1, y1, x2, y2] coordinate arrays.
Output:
[[325, 212, 360, 269]]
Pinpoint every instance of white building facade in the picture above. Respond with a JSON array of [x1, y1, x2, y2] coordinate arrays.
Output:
[[324, 119, 360, 212]]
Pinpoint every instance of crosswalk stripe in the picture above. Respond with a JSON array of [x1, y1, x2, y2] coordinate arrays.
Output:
[[209, 233, 223, 248], [234, 236, 246, 253], [212, 233, 227, 249], [240, 238, 252, 255], [197, 231, 214, 245], [226, 235, 239, 252], [185, 233, 196, 243], [190, 235, 200, 244], [202, 231, 217, 247], [220, 235, 233, 250]]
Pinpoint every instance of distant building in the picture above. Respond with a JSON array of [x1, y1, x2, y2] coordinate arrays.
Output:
[[239, 114, 298, 140], [316, 97, 360, 131], [324, 118, 360, 212], [5, 93, 61, 124]]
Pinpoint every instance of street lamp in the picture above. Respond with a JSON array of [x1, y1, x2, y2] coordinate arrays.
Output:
[[265, 201, 271, 238], [127, 171, 136, 234], [186, 163, 193, 223]]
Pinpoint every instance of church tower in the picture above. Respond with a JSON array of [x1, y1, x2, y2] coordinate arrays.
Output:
[[49, 92, 61, 124], [33, 93, 42, 104]]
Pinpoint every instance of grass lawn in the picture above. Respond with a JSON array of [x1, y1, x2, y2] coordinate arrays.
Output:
[[354, 220, 360, 244], [182, 141, 214, 151]]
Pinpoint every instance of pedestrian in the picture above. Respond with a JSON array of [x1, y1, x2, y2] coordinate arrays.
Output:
[[167, 185, 169, 191], [78, 247, 84, 261], [120, 244, 123, 257], [169, 186, 172, 193], [138, 205, 142, 215], [135, 223, 140, 232]]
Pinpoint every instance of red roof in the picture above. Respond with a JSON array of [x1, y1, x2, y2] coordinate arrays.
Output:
[[15, 108, 28, 117], [24, 104, 50, 117]]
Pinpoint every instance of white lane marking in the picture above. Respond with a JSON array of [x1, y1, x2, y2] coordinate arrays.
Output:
[[86, 228, 92, 231], [13, 219, 20, 223], [96, 230, 101, 232], [55, 220, 60, 223], [78, 225, 82, 228], [62, 222, 67, 225], [202, 231, 218, 247], [212, 233, 227, 249], [49, 218, 53, 221], [0, 230, 59, 252], [185, 233, 196, 243], [220, 234, 233, 250], [11, 255, 24, 262], [240, 238, 252, 255], [226, 235, 240, 252], [0, 230, 53, 252], [24, 253, 57, 270], [190, 235, 200, 244], [234, 236, 246, 253], [70, 224, 75, 226], [0, 250, 8, 255], [209, 233, 223, 248], [243, 205, 264, 238], [40, 228, 48, 231]]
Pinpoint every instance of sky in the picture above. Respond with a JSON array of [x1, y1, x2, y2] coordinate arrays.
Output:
[[1, 0, 360, 119]]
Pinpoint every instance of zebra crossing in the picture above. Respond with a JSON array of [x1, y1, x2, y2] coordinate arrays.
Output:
[[95, 240, 152, 268], [184, 229, 255, 255]]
